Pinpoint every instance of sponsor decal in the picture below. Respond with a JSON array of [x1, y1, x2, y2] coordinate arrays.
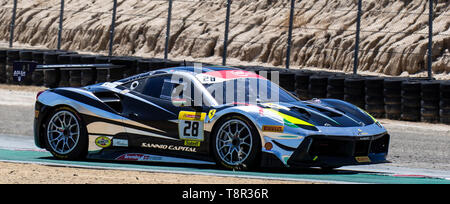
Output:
[[141, 143, 197, 153], [184, 140, 201, 147], [179, 111, 206, 121], [357, 129, 369, 136], [262, 125, 284, 133], [13, 61, 36, 83], [355, 156, 371, 163], [116, 153, 162, 161], [179, 111, 205, 141], [95, 136, 112, 148], [208, 109, 216, 119], [113, 139, 129, 147]]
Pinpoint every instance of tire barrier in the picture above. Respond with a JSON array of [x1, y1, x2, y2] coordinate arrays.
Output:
[[327, 75, 346, 100], [95, 55, 111, 83], [440, 82, 450, 124], [344, 77, 365, 108], [18, 50, 34, 85], [279, 71, 296, 92], [0, 49, 7, 84], [309, 75, 328, 99], [401, 80, 421, 122], [6, 49, 20, 84], [421, 81, 440, 123], [138, 60, 152, 74], [3, 48, 450, 125], [365, 77, 385, 118], [67, 54, 82, 87], [383, 78, 403, 120], [80, 55, 97, 86], [43, 52, 60, 88], [165, 60, 182, 69], [31, 51, 45, 86], [110, 57, 137, 80], [57, 54, 72, 87], [151, 59, 167, 71], [294, 71, 312, 100]]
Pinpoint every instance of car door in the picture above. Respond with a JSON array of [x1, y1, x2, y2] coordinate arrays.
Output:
[[119, 73, 209, 150]]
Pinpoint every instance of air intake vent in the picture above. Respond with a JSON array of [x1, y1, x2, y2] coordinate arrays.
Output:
[[94, 92, 123, 113]]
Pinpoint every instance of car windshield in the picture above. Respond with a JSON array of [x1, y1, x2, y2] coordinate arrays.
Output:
[[203, 77, 298, 105]]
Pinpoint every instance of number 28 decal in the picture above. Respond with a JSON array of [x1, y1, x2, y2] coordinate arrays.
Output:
[[178, 111, 206, 141]]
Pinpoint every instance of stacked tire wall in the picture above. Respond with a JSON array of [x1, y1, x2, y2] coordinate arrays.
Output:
[[383, 79, 403, 120], [421, 81, 440, 123], [327, 75, 345, 100], [401, 81, 422, 121], [344, 77, 365, 109], [1, 48, 450, 125], [365, 77, 385, 118], [441, 82, 450, 124], [0, 50, 6, 84]]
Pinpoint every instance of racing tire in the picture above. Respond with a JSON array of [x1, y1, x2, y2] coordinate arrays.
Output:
[[327, 75, 346, 87], [365, 77, 384, 89], [384, 88, 401, 98], [295, 72, 311, 89], [279, 72, 296, 92], [327, 86, 344, 95], [31, 51, 45, 86], [440, 116, 450, 124], [401, 113, 420, 122], [441, 99, 450, 109], [44, 107, 88, 160], [421, 108, 439, 117], [212, 115, 261, 170], [421, 100, 439, 109], [384, 96, 401, 105], [385, 105, 401, 113], [384, 78, 404, 89], [0, 50, 6, 84]]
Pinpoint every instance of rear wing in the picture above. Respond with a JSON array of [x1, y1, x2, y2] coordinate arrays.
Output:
[[13, 61, 124, 83]]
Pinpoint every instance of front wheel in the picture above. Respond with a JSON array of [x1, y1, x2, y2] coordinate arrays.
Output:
[[44, 107, 88, 160], [212, 115, 261, 170]]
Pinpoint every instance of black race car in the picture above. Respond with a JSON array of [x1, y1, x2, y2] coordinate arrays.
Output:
[[34, 66, 389, 170]]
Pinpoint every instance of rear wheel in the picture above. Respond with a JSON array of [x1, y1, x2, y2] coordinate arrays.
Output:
[[212, 115, 261, 170], [44, 107, 88, 160]]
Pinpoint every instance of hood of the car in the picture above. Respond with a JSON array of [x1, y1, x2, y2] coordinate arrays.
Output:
[[258, 99, 376, 128]]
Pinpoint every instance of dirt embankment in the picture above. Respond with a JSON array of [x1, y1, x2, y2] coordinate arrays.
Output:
[[0, 0, 448, 76]]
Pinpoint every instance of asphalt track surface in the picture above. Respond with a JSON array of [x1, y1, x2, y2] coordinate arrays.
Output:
[[1, 87, 450, 184], [0, 135, 450, 184]]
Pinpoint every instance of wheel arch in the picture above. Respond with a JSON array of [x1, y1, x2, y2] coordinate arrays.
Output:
[[38, 104, 84, 150], [209, 112, 264, 152]]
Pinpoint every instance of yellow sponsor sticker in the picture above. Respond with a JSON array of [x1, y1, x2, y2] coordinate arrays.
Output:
[[184, 140, 201, 147], [179, 111, 206, 121], [208, 109, 217, 119], [95, 136, 112, 148], [355, 156, 371, 163], [262, 125, 284, 133]]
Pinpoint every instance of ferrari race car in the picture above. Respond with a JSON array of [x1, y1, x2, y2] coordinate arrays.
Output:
[[34, 66, 390, 170]]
